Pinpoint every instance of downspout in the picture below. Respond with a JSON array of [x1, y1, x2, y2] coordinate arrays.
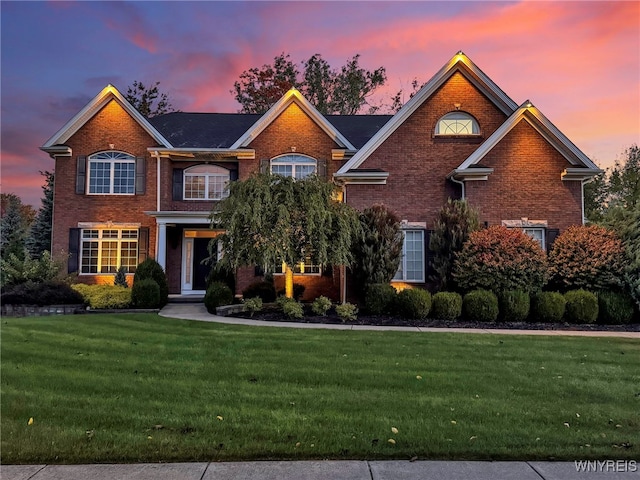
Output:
[[449, 175, 465, 200], [581, 177, 595, 225], [341, 182, 347, 304], [151, 151, 162, 258]]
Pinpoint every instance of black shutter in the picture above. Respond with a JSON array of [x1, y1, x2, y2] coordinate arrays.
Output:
[[135, 157, 146, 194], [425, 229, 433, 279], [138, 227, 149, 265], [172, 169, 183, 200], [317, 159, 327, 178], [260, 159, 270, 174], [545, 228, 560, 252], [68, 228, 80, 273], [229, 169, 238, 182], [254, 265, 264, 277], [76, 156, 87, 194]]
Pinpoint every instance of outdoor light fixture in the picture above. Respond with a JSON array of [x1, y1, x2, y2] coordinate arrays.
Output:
[[454, 103, 461, 110], [109, 143, 115, 149]]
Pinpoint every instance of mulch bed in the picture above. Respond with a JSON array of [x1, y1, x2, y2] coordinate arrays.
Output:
[[232, 305, 640, 332]]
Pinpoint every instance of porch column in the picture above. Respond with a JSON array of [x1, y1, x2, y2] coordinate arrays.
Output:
[[157, 222, 167, 271]]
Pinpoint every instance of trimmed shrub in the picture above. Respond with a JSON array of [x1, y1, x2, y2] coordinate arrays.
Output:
[[311, 296, 332, 316], [564, 289, 598, 324], [204, 281, 234, 314], [462, 290, 499, 322], [431, 292, 462, 321], [1, 280, 85, 306], [335, 302, 358, 322], [242, 281, 276, 303], [282, 300, 304, 319], [0, 250, 64, 289], [397, 288, 432, 319], [351, 205, 403, 289], [364, 283, 398, 315], [243, 296, 263, 317], [131, 279, 161, 309], [498, 290, 530, 323], [597, 290, 634, 325], [453, 226, 548, 293], [548, 225, 625, 292], [133, 259, 168, 307], [71, 284, 131, 309], [531, 292, 566, 323], [114, 266, 128, 288]]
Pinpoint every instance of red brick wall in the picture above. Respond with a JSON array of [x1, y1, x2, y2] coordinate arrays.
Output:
[[52, 100, 159, 279], [236, 267, 341, 302], [346, 71, 508, 226], [465, 119, 582, 231]]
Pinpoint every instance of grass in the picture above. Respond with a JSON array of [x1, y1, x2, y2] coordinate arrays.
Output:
[[1, 313, 639, 464]]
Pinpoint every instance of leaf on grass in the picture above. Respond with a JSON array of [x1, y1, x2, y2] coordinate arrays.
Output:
[[469, 436, 477, 441], [416, 375, 422, 380], [27, 417, 34, 426], [451, 420, 457, 425], [387, 438, 396, 445], [564, 422, 570, 428], [216, 415, 223, 421], [153, 424, 164, 430], [391, 427, 399, 434]]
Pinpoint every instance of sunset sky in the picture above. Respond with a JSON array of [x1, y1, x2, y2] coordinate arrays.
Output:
[[1, 1, 638, 207]]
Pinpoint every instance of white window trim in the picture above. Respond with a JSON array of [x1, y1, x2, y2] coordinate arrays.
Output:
[[80, 228, 139, 275], [183, 165, 230, 201], [434, 112, 480, 136], [87, 151, 136, 195], [270, 154, 317, 179], [502, 219, 547, 251], [394, 229, 425, 283]]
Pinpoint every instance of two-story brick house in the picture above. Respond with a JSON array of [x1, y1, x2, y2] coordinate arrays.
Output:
[[41, 52, 601, 300]]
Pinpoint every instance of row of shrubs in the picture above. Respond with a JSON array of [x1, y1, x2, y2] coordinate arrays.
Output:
[[365, 283, 636, 324]]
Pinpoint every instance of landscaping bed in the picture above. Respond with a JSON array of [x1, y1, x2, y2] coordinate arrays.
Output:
[[232, 304, 640, 332]]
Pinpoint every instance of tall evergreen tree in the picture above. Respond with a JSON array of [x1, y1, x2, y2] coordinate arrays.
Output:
[[1, 194, 29, 261], [26, 171, 54, 258]]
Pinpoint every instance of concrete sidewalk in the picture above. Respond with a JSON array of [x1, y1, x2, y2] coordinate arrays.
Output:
[[158, 303, 640, 338], [3, 460, 639, 480]]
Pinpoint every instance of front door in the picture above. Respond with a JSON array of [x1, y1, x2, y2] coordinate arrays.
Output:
[[181, 230, 222, 294]]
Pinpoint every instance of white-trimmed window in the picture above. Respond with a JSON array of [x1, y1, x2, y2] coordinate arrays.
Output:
[[523, 228, 545, 250], [393, 230, 425, 282], [88, 151, 136, 194], [435, 112, 480, 135], [271, 154, 317, 179], [274, 255, 321, 275], [184, 165, 230, 200], [81, 229, 138, 274]]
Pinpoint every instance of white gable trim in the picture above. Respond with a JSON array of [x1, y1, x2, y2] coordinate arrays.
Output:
[[337, 52, 519, 174], [230, 89, 355, 150], [41, 85, 172, 149], [457, 102, 602, 171]]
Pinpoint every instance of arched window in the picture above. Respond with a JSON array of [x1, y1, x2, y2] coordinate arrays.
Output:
[[435, 112, 480, 135], [88, 151, 136, 194], [184, 165, 230, 200], [270, 154, 317, 179]]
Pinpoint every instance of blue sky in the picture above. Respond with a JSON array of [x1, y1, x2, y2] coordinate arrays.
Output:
[[2, 1, 638, 206]]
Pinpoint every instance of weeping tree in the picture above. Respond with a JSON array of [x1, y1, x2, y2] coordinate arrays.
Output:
[[351, 204, 403, 290], [211, 174, 361, 298], [429, 198, 480, 291]]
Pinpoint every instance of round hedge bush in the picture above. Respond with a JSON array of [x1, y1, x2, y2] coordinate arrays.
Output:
[[564, 289, 598, 324], [204, 281, 234, 314], [462, 290, 499, 322], [597, 290, 635, 325], [131, 279, 161, 308], [242, 281, 276, 303], [1, 280, 85, 306], [397, 288, 431, 319], [364, 283, 398, 315], [431, 292, 462, 321], [498, 290, 530, 322], [531, 292, 566, 323], [133, 259, 168, 307]]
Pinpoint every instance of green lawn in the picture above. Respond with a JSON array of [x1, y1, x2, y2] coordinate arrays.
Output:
[[1, 313, 638, 464]]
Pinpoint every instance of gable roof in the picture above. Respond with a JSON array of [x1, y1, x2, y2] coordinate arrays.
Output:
[[41, 85, 172, 150], [230, 88, 356, 150], [451, 101, 602, 179], [336, 51, 519, 175]]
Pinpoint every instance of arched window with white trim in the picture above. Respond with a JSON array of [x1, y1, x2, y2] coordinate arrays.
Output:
[[183, 165, 230, 200], [88, 151, 136, 194], [270, 154, 317, 179], [435, 112, 480, 135]]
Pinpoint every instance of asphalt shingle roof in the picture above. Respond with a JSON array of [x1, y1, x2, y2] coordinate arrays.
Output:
[[148, 112, 393, 149]]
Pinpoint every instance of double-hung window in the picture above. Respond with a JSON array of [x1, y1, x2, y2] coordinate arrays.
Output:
[[394, 230, 425, 282], [271, 154, 317, 179], [274, 255, 321, 275], [88, 151, 136, 194], [184, 165, 230, 200], [81, 229, 138, 274], [523, 228, 545, 250]]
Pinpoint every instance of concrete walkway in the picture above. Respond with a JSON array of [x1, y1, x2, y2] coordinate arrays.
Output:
[[3, 460, 639, 480], [159, 303, 640, 338]]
